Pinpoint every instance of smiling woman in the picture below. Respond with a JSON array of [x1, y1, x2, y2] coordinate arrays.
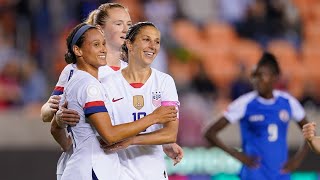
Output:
[[101, 22, 180, 179], [49, 22, 178, 180]]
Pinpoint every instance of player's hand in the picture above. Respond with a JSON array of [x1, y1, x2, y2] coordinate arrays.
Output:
[[302, 122, 316, 142], [47, 95, 61, 113], [281, 157, 301, 173], [100, 138, 133, 152], [56, 101, 80, 127], [151, 106, 177, 124], [235, 152, 260, 168], [163, 143, 184, 166]]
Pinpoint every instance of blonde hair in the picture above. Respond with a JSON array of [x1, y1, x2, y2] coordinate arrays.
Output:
[[85, 9, 99, 25], [84, 3, 129, 26]]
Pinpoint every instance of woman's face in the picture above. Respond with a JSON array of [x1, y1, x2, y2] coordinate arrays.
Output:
[[80, 28, 107, 68], [251, 65, 276, 96], [101, 8, 132, 50], [128, 26, 160, 66]]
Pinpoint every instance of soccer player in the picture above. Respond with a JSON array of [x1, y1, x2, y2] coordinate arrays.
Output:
[[204, 52, 309, 180], [40, 3, 132, 123], [101, 22, 179, 180], [41, 3, 183, 179], [43, 4, 132, 179], [53, 22, 177, 180], [303, 122, 320, 154]]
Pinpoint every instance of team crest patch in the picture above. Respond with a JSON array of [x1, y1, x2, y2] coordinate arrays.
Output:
[[279, 109, 290, 122], [152, 91, 162, 107], [86, 84, 100, 98], [133, 95, 144, 110]]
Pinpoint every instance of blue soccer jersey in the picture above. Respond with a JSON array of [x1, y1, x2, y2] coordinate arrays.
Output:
[[224, 90, 305, 180]]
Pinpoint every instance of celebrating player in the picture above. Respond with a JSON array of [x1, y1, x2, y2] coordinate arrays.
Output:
[[100, 21, 180, 180], [40, 3, 132, 123], [41, 3, 183, 179], [52, 22, 177, 180]]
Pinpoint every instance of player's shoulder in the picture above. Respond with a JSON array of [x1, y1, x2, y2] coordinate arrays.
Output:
[[61, 63, 77, 73], [151, 68, 173, 80], [69, 70, 99, 86], [102, 70, 122, 84], [274, 89, 297, 101], [56, 64, 77, 86], [234, 91, 258, 105]]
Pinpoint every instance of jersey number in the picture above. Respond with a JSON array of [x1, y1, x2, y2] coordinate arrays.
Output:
[[132, 112, 146, 121], [132, 112, 147, 132], [268, 124, 278, 142]]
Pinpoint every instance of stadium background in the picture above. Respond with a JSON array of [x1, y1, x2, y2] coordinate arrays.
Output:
[[1, 0, 320, 179]]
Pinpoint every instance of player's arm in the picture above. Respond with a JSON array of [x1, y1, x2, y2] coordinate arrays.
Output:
[[204, 117, 239, 156], [40, 95, 61, 122], [303, 122, 320, 153], [42, 65, 74, 122], [90, 106, 177, 145], [282, 118, 310, 173], [204, 117, 260, 168], [128, 116, 178, 145], [282, 95, 310, 172], [50, 115, 72, 152], [100, 117, 182, 165], [49, 101, 80, 151]]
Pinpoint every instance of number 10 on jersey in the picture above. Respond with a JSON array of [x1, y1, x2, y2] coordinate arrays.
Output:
[[132, 112, 147, 121]]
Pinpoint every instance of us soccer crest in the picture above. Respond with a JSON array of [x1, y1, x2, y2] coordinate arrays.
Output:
[[133, 95, 144, 110], [152, 91, 162, 107]]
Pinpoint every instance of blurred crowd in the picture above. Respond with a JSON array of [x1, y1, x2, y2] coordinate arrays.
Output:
[[1, 0, 320, 147]]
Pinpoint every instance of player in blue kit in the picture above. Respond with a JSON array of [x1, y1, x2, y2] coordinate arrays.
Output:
[[204, 52, 309, 180]]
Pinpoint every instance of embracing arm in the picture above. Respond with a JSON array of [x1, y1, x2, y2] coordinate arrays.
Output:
[[50, 101, 80, 151], [131, 118, 178, 145], [41, 95, 61, 122], [90, 106, 177, 145], [50, 116, 72, 152], [99, 111, 181, 165]]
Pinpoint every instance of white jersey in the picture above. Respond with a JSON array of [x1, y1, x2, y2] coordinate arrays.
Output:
[[61, 70, 120, 180], [102, 68, 179, 180], [54, 61, 127, 178], [52, 61, 128, 95]]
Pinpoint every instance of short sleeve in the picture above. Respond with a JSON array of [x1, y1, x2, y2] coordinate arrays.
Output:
[[289, 96, 305, 122], [223, 93, 255, 124], [162, 75, 179, 102], [161, 75, 180, 118], [52, 64, 76, 95], [78, 81, 108, 117]]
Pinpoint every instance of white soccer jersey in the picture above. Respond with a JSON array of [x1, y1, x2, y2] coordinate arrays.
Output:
[[52, 61, 127, 95], [60, 70, 121, 180], [102, 68, 179, 180], [99, 60, 128, 82], [54, 61, 127, 178]]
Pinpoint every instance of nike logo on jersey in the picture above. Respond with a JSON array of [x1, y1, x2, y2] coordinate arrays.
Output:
[[112, 97, 124, 102]]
